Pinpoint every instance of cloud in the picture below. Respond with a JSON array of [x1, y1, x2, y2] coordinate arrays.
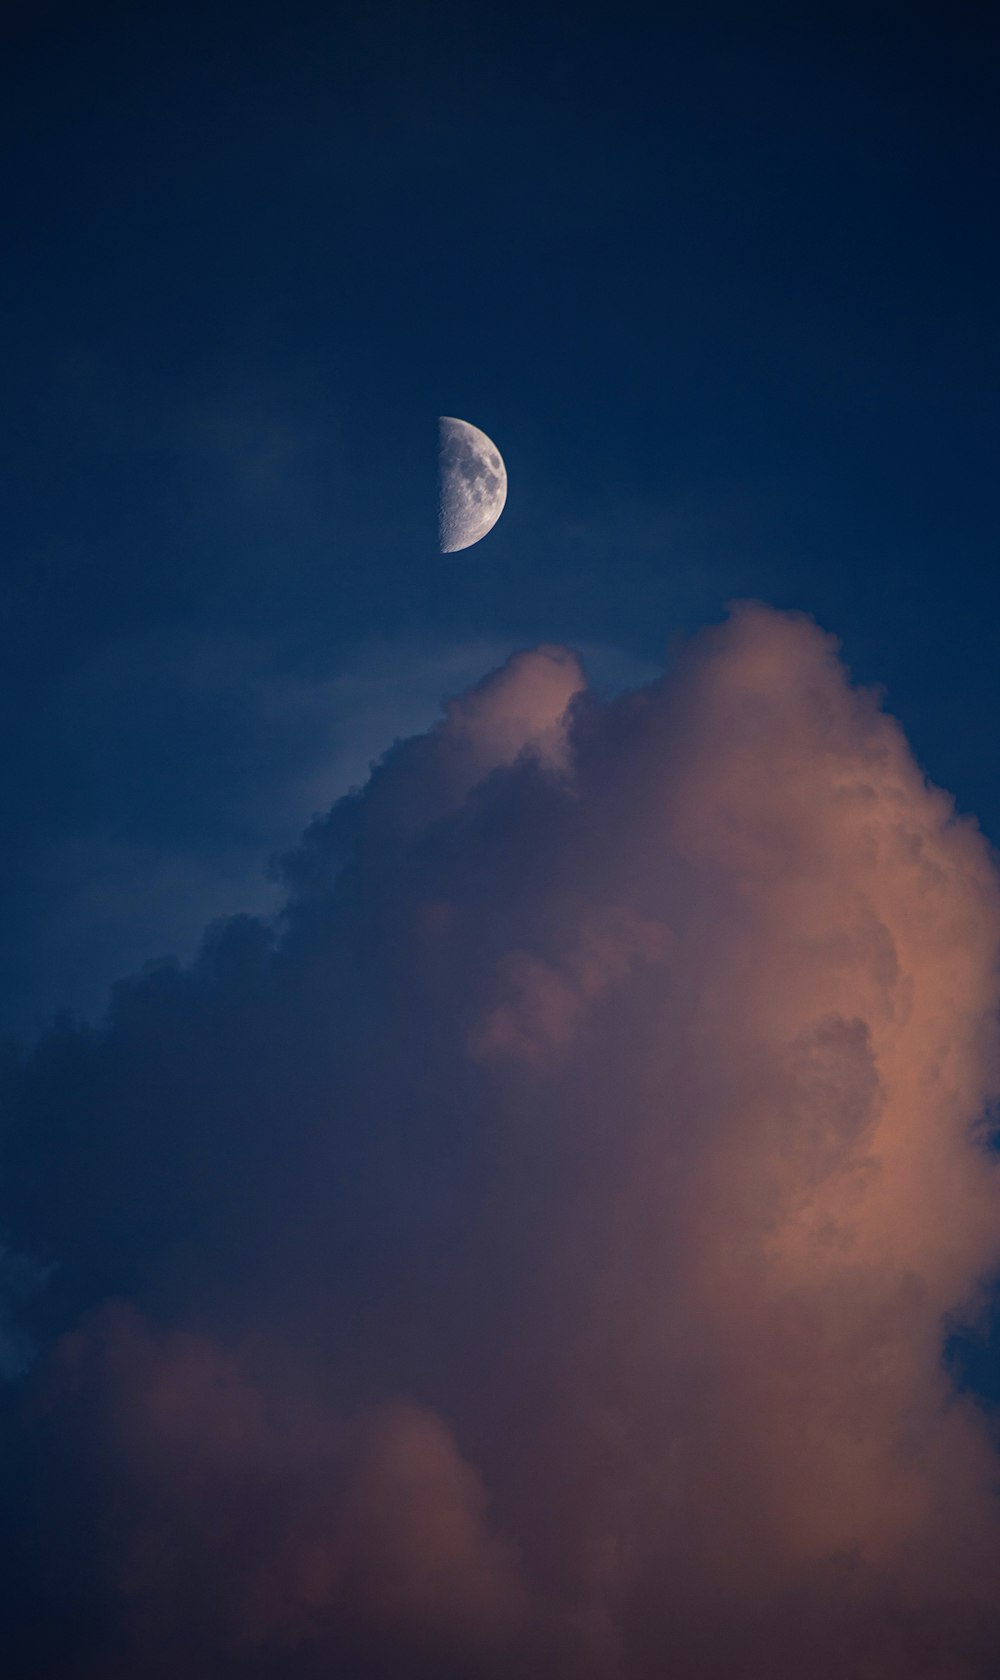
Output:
[[5, 603, 1000, 1676], [45, 1307, 524, 1677], [3, 630, 618, 1033]]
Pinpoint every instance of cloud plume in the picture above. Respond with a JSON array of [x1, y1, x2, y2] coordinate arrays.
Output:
[[5, 603, 1000, 1677]]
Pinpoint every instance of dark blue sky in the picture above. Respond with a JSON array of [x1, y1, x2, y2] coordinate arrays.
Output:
[[3, 0, 998, 1028]]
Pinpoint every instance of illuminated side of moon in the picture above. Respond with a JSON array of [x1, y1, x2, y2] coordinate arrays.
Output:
[[438, 416, 507, 553]]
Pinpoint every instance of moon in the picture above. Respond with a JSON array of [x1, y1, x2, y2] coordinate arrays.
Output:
[[438, 416, 507, 553]]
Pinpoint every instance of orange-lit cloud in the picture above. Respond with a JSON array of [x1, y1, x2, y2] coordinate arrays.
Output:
[[14, 604, 1000, 1677]]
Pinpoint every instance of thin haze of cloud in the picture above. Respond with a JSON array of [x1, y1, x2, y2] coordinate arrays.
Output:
[[5, 603, 1000, 1676]]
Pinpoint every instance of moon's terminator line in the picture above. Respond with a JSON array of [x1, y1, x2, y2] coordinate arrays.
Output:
[[438, 416, 507, 552]]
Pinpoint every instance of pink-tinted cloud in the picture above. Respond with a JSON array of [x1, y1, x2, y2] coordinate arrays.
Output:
[[51, 1308, 525, 1676], [442, 642, 585, 780], [20, 604, 1000, 1676]]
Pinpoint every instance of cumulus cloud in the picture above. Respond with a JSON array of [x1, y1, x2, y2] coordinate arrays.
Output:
[[46, 1308, 524, 1677], [5, 603, 1000, 1677]]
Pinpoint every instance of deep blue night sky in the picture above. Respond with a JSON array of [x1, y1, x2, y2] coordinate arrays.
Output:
[[3, 0, 998, 1029]]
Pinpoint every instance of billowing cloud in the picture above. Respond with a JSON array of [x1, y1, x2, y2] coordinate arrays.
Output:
[[5, 603, 1000, 1677], [46, 1308, 525, 1677]]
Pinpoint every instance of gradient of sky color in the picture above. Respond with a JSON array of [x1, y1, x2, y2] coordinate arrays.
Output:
[[3, 0, 998, 1028]]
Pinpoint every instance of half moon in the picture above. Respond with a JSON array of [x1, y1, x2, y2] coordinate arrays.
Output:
[[438, 416, 507, 553]]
